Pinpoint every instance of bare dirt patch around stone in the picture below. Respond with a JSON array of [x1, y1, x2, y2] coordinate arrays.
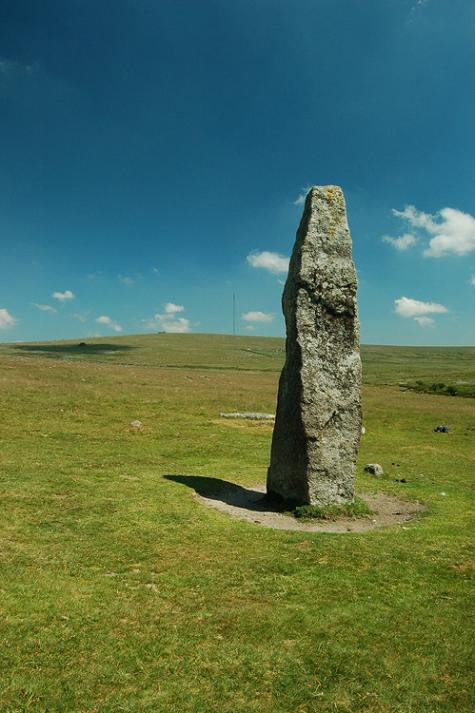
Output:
[[190, 480, 425, 533]]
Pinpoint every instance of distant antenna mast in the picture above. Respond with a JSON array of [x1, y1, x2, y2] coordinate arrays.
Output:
[[233, 291, 236, 336]]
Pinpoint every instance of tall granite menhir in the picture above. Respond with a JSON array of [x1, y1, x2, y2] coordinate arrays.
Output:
[[267, 186, 362, 506]]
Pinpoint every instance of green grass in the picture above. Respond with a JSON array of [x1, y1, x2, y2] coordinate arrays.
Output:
[[0, 334, 474, 712], [294, 497, 373, 521]]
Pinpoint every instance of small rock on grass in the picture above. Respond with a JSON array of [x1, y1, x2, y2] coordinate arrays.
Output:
[[364, 463, 384, 476], [130, 420, 143, 429]]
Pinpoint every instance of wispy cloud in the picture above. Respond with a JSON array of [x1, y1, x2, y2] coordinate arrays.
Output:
[[408, 0, 430, 22], [384, 205, 475, 257], [470, 275, 475, 286], [242, 311, 274, 323], [144, 303, 190, 333], [382, 233, 418, 251], [0, 308, 16, 329], [293, 186, 311, 205], [118, 275, 135, 286], [73, 311, 90, 323], [414, 316, 434, 327], [394, 296, 448, 327], [32, 303, 57, 314], [96, 315, 123, 332], [247, 251, 289, 274], [0, 58, 35, 76], [412, 0, 430, 9], [52, 290, 75, 301]]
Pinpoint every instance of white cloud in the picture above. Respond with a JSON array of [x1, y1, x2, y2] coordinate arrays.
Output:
[[118, 275, 135, 286], [52, 290, 75, 301], [0, 308, 16, 329], [145, 313, 190, 333], [96, 315, 123, 332], [144, 304, 190, 333], [394, 296, 448, 318], [294, 186, 311, 205], [242, 311, 274, 323], [382, 233, 418, 251], [164, 303, 184, 315], [244, 325, 256, 331], [161, 317, 190, 333], [389, 204, 475, 258], [392, 205, 436, 231], [470, 275, 475, 286], [423, 208, 475, 257], [247, 251, 289, 274], [414, 316, 435, 327], [32, 303, 57, 314], [394, 297, 447, 327]]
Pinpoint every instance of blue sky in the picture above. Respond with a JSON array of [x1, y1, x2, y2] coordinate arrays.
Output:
[[1, 0, 474, 345]]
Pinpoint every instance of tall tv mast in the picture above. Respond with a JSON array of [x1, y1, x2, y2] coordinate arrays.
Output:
[[232, 292, 236, 336]]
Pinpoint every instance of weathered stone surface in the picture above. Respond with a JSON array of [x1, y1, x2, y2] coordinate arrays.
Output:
[[267, 186, 362, 506]]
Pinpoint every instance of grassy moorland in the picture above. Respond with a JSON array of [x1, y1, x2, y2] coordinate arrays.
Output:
[[0, 334, 474, 712], [4, 333, 475, 394]]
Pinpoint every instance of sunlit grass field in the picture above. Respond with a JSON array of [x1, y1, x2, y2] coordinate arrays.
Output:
[[0, 334, 474, 712]]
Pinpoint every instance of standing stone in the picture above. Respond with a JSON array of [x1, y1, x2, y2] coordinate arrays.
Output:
[[267, 186, 362, 506]]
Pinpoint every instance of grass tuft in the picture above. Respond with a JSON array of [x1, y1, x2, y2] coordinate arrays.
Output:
[[294, 496, 373, 521]]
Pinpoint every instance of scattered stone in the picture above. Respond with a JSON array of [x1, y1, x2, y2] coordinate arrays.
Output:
[[361, 426, 366, 435], [130, 420, 143, 429], [433, 424, 449, 433], [267, 186, 362, 506], [220, 412, 275, 420], [440, 492, 448, 496], [364, 463, 384, 476], [144, 583, 159, 592]]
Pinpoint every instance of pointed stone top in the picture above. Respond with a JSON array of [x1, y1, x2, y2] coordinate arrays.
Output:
[[309, 184, 343, 191], [306, 185, 345, 207], [295, 185, 351, 261]]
